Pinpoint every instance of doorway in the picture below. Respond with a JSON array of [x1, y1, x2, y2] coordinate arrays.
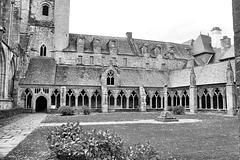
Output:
[[35, 96, 47, 112]]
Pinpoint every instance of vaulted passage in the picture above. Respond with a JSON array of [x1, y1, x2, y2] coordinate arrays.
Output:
[[36, 96, 47, 112]]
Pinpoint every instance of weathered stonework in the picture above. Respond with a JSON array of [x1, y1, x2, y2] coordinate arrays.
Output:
[[0, 0, 236, 116]]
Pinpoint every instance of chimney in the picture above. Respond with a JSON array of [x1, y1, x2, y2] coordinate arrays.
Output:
[[126, 32, 132, 39], [220, 36, 231, 51], [210, 27, 222, 48], [0, 26, 6, 42]]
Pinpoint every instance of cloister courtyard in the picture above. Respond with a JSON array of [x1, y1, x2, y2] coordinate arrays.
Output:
[[0, 112, 239, 160]]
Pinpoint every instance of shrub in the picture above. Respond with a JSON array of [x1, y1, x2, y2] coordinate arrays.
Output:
[[166, 106, 173, 111], [58, 106, 74, 116], [82, 106, 91, 115], [126, 142, 160, 160], [172, 106, 185, 115], [47, 122, 126, 160]]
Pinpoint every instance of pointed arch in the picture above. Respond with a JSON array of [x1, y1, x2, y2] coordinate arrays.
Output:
[[107, 70, 114, 85], [0, 47, 6, 98], [108, 90, 115, 106], [21, 88, 33, 109], [40, 45, 47, 56], [51, 89, 60, 108], [91, 90, 101, 109]]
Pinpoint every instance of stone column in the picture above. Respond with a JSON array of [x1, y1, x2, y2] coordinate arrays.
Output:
[[226, 60, 235, 115], [149, 96, 152, 108], [222, 94, 226, 110], [88, 97, 91, 108], [164, 85, 168, 111], [189, 68, 197, 113], [139, 86, 146, 112], [161, 97, 164, 109], [75, 96, 78, 107], [101, 86, 108, 113], [126, 98, 129, 109], [60, 86, 66, 107], [199, 96, 202, 109], [149, 90, 154, 108], [125, 90, 131, 109], [113, 90, 119, 108]]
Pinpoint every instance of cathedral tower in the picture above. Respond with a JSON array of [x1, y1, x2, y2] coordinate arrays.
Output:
[[53, 0, 70, 51]]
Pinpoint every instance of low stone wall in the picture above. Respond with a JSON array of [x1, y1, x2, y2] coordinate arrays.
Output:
[[0, 108, 23, 119], [0, 100, 13, 110]]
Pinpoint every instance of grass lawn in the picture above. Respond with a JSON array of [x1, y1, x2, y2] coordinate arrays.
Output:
[[4, 112, 239, 160]]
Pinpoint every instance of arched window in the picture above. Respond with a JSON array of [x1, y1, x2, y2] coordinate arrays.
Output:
[[21, 89, 33, 109], [108, 90, 115, 106], [40, 45, 46, 56], [152, 91, 161, 108], [91, 90, 101, 109], [129, 91, 138, 109], [66, 89, 75, 107], [107, 70, 114, 85], [42, 5, 49, 16], [51, 89, 60, 108], [167, 92, 171, 107], [78, 90, 89, 107], [146, 91, 150, 106], [117, 90, 127, 108]]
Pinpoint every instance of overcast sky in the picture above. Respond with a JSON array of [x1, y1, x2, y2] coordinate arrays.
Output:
[[69, 0, 233, 44]]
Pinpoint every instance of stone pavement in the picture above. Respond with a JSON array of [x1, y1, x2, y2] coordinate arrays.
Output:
[[0, 113, 47, 158]]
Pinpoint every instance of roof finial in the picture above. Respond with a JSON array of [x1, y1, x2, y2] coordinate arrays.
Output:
[[226, 60, 234, 85], [190, 67, 196, 87], [227, 59, 232, 71], [200, 31, 202, 35]]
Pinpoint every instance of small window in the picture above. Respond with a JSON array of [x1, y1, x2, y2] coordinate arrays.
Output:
[[40, 45, 46, 56], [123, 58, 127, 67], [90, 56, 94, 65], [107, 70, 114, 85], [42, 5, 49, 16], [78, 56, 83, 64]]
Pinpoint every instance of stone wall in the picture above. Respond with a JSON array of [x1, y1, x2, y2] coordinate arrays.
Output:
[[53, 51, 187, 70], [233, 0, 240, 110]]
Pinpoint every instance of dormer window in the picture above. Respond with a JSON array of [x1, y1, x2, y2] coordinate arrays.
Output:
[[42, 5, 49, 16], [40, 45, 46, 56], [107, 70, 114, 85]]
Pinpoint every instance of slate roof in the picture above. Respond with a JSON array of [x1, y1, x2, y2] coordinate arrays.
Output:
[[119, 69, 169, 87], [19, 58, 169, 87], [220, 46, 235, 61], [169, 60, 235, 87], [19, 57, 56, 85], [193, 34, 215, 56], [64, 33, 193, 60], [182, 39, 194, 46], [55, 65, 102, 86]]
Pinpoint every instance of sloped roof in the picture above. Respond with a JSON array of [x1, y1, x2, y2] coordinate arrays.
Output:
[[193, 34, 215, 56], [134, 39, 193, 60], [169, 60, 235, 87], [220, 46, 235, 61], [20, 57, 169, 87], [64, 33, 193, 60], [55, 65, 102, 86], [119, 69, 169, 87], [182, 39, 194, 46], [64, 34, 133, 55], [19, 57, 56, 85], [55, 66, 169, 87]]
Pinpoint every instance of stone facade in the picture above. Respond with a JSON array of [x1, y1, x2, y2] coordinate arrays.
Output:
[[0, 0, 237, 115]]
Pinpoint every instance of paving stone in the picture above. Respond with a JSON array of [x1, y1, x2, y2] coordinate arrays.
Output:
[[0, 113, 47, 158]]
